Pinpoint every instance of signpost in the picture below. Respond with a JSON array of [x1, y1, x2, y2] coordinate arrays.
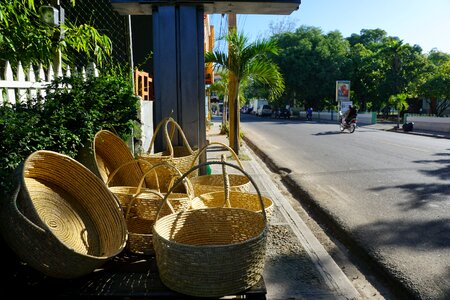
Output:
[[336, 80, 351, 113]]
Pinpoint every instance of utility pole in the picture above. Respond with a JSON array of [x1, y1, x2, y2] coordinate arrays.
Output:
[[228, 13, 240, 154]]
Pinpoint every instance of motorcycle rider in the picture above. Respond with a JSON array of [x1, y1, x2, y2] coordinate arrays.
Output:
[[341, 105, 357, 125]]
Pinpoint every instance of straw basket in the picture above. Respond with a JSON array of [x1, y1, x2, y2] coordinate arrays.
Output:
[[153, 162, 268, 298], [93, 129, 144, 187], [108, 161, 194, 255], [191, 191, 274, 222], [189, 142, 251, 196], [0, 150, 127, 278], [139, 117, 199, 192]]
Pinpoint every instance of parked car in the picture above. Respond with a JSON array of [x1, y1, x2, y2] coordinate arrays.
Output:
[[257, 105, 272, 117], [274, 108, 291, 119]]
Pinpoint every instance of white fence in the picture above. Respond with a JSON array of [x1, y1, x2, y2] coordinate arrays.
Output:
[[0, 60, 98, 104], [404, 114, 450, 133], [298, 110, 377, 124]]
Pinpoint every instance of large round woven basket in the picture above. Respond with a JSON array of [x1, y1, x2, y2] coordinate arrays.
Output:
[[188, 142, 251, 196], [153, 162, 268, 298], [0, 150, 127, 278], [138, 117, 199, 192], [191, 191, 274, 222]]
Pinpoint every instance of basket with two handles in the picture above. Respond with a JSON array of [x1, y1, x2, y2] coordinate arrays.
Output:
[[138, 116, 199, 192], [152, 161, 269, 298]]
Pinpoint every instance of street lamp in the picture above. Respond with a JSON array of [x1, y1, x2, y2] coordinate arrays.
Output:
[[39, 2, 65, 75]]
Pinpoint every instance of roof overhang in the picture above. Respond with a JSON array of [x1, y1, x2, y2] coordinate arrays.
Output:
[[110, 0, 301, 15]]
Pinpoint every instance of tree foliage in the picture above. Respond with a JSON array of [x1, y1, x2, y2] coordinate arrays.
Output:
[[270, 26, 349, 110], [268, 26, 448, 115], [205, 30, 285, 102], [0, 0, 111, 70], [0, 67, 139, 195]]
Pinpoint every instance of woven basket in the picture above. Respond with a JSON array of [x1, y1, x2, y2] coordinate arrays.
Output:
[[139, 117, 199, 192], [93, 129, 144, 187], [0, 150, 127, 278], [153, 161, 268, 298], [109, 161, 194, 255], [189, 142, 251, 196], [106, 159, 163, 206], [191, 191, 274, 222]]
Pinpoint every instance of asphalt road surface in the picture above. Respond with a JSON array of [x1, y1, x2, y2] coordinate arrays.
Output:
[[240, 113, 450, 300]]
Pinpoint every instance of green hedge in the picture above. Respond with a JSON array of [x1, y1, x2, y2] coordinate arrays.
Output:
[[0, 68, 140, 196]]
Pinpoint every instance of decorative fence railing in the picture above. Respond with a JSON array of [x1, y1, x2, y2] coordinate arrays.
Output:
[[0, 60, 98, 104]]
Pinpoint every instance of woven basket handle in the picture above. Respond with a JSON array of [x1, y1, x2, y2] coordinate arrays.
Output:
[[146, 116, 193, 157], [162, 117, 194, 157], [137, 161, 195, 201], [155, 161, 267, 223], [146, 115, 173, 154], [106, 159, 161, 191], [221, 154, 231, 208], [188, 141, 244, 170], [124, 190, 175, 220]]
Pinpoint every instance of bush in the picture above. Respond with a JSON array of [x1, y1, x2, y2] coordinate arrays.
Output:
[[0, 68, 140, 195]]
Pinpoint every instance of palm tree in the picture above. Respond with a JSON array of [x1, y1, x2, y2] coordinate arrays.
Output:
[[389, 93, 409, 128], [205, 30, 285, 154]]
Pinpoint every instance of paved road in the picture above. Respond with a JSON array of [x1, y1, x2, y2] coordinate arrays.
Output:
[[240, 114, 450, 300]]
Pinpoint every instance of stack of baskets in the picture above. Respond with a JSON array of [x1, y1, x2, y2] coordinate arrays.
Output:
[[152, 161, 269, 298], [0, 150, 128, 278]]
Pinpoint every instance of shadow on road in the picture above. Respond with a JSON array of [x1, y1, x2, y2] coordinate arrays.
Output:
[[369, 150, 450, 210], [415, 151, 450, 181], [355, 218, 450, 250], [313, 131, 343, 136]]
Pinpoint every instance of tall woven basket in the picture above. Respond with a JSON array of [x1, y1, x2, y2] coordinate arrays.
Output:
[[139, 117, 199, 192], [0, 150, 127, 278], [153, 162, 268, 298], [188, 142, 251, 196]]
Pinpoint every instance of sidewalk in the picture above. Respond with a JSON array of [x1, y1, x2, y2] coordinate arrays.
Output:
[[361, 122, 450, 139], [205, 118, 361, 300]]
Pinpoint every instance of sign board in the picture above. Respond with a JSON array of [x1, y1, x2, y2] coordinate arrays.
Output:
[[110, 0, 301, 15], [340, 101, 353, 113], [336, 80, 350, 102]]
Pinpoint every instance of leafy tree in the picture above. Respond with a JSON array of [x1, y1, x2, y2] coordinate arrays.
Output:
[[348, 30, 428, 113], [419, 59, 450, 116], [0, 0, 111, 71], [389, 93, 409, 128], [205, 30, 285, 153], [347, 29, 389, 111], [271, 26, 350, 111]]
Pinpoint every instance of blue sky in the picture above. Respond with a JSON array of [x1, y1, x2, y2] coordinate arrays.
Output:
[[209, 0, 450, 54]]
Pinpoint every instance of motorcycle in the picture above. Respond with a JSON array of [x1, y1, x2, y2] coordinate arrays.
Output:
[[339, 112, 357, 133], [340, 118, 357, 133]]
